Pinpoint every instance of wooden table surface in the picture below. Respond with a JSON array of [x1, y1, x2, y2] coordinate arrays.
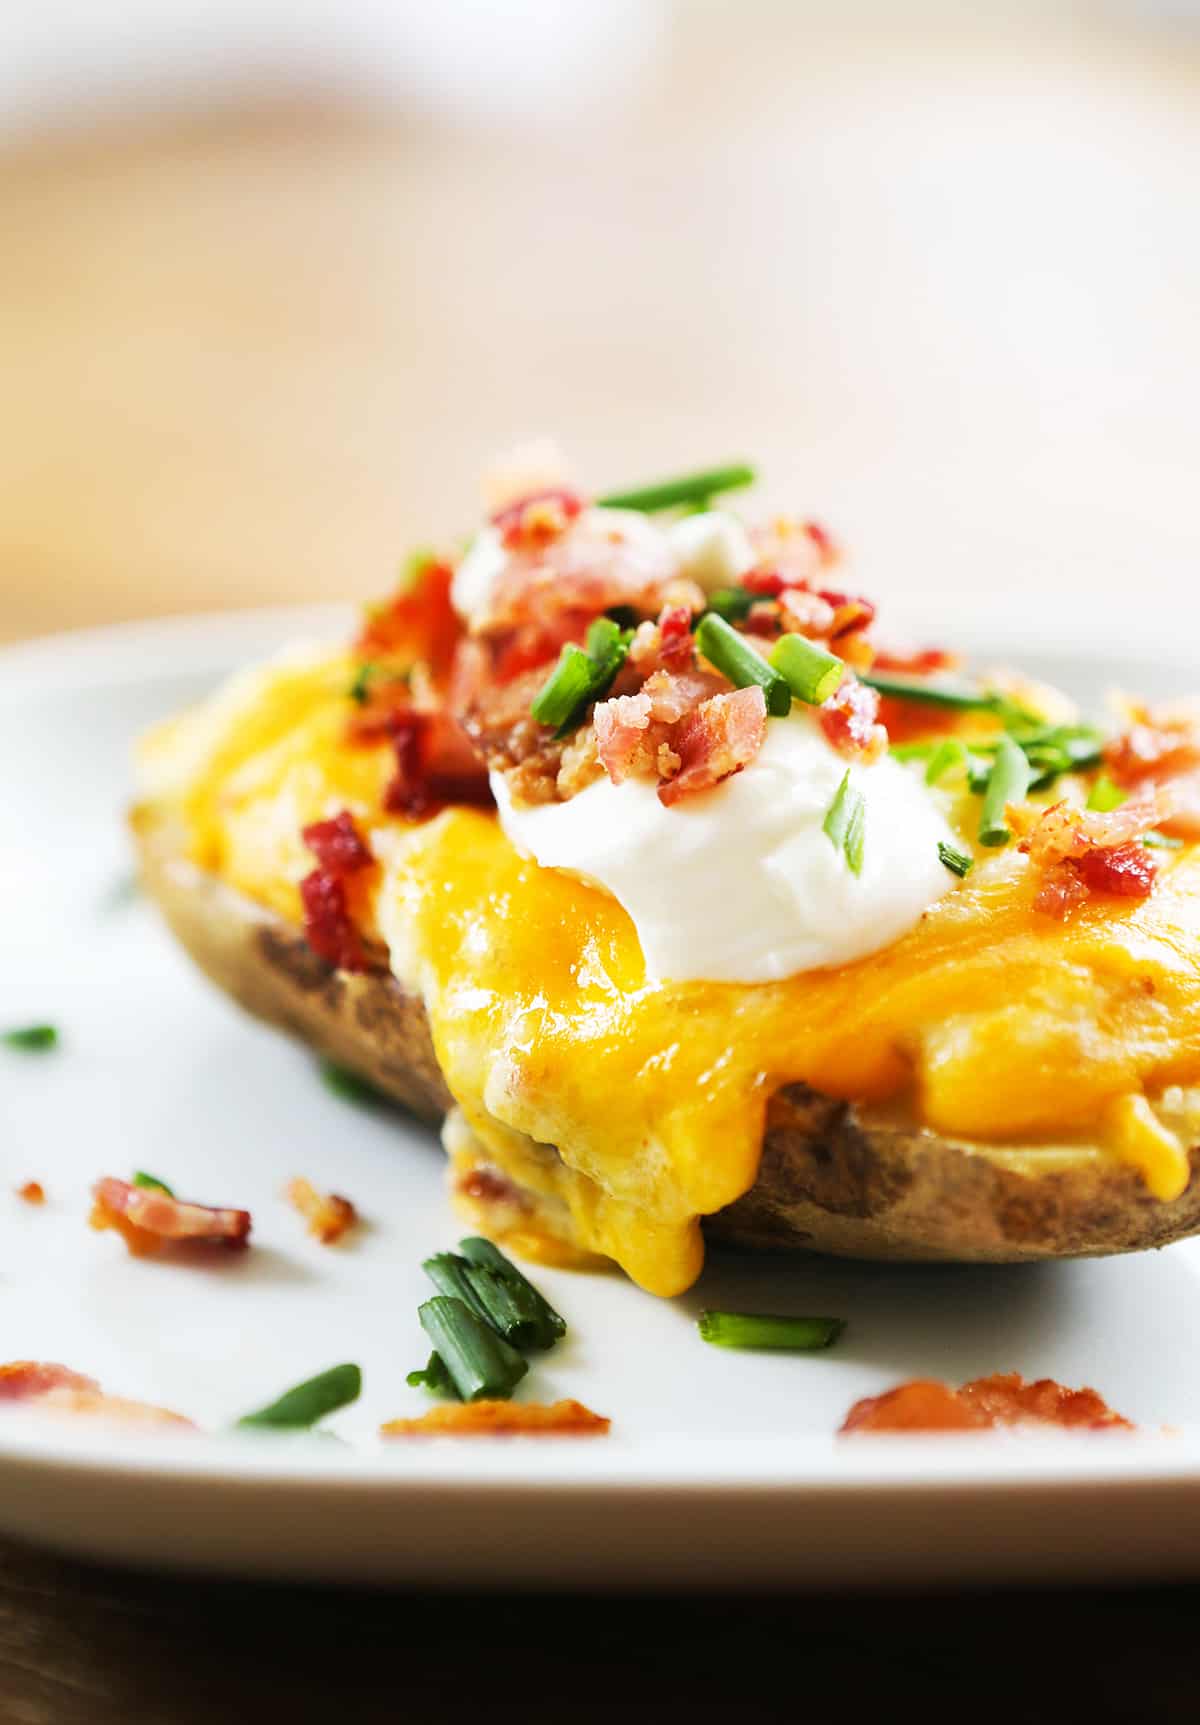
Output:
[[3, 9, 1200, 1714]]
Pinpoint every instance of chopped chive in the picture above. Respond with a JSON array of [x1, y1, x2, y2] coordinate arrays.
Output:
[[1088, 774, 1126, 813], [823, 770, 867, 876], [349, 661, 377, 704], [318, 1060, 382, 1105], [859, 671, 1001, 711], [924, 738, 968, 787], [133, 1171, 175, 1197], [597, 463, 755, 514], [694, 613, 790, 716], [978, 734, 1031, 847], [938, 840, 974, 878], [458, 1237, 567, 1347], [422, 1252, 497, 1330], [400, 547, 438, 589], [418, 1296, 528, 1402], [236, 1363, 362, 1430], [1143, 830, 1184, 850], [889, 740, 937, 763], [406, 1352, 461, 1400], [426, 1249, 553, 1352], [698, 1310, 845, 1351], [530, 618, 632, 734], [2, 1025, 58, 1052], [770, 633, 844, 706], [705, 586, 757, 624]]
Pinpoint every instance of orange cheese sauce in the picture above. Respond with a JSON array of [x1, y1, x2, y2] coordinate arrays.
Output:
[[141, 653, 1200, 1295]]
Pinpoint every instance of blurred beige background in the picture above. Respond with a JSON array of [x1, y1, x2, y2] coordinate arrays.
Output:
[[1, 1, 1198, 645]]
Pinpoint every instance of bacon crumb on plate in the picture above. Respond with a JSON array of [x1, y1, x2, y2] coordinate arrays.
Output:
[[0, 1362, 192, 1428], [286, 1177, 358, 1245], [840, 1372, 1133, 1434], [89, 1177, 251, 1257], [380, 1399, 610, 1438], [15, 1181, 44, 1205]]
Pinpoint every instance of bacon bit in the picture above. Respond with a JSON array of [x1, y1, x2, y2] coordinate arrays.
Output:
[[299, 869, 368, 971], [381, 1398, 610, 1438], [381, 709, 493, 818], [657, 603, 694, 668], [286, 1177, 358, 1246], [1105, 711, 1200, 786], [741, 567, 786, 597], [821, 592, 876, 639], [456, 1165, 531, 1212], [301, 810, 374, 876], [803, 519, 837, 563], [0, 1362, 97, 1401], [871, 645, 961, 675], [841, 1373, 1132, 1434], [490, 488, 584, 551], [778, 588, 837, 639], [15, 1181, 44, 1205], [89, 1177, 251, 1258], [355, 560, 461, 685], [0, 1362, 192, 1428], [819, 675, 888, 762], [658, 685, 767, 807], [594, 691, 653, 785], [1015, 793, 1170, 918]]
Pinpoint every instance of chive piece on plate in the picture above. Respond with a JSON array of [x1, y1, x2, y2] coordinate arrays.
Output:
[[1087, 774, 1127, 813], [319, 1060, 380, 1105], [823, 770, 866, 876], [938, 840, 974, 879], [2, 1025, 58, 1052], [859, 671, 1000, 712], [978, 734, 1031, 847], [458, 1236, 568, 1347], [695, 613, 791, 717], [418, 1296, 528, 1402], [406, 1352, 462, 1400], [705, 586, 758, 625], [422, 1252, 498, 1330], [596, 463, 755, 514], [236, 1362, 362, 1430], [697, 1310, 845, 1351], [133, 1171, 175, 1198], [770, 633, 844, 706]]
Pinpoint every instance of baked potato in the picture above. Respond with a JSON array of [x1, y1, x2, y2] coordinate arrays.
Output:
[[132, 458, 1200, 1295]]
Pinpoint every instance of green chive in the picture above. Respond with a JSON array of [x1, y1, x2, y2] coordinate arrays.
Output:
[[349, 661, 377, 704], [401, 547, 438, 589], [133, 1171, 175, 1197], [859, 671, 1001, 711], [530, 618, 632, 734], [1088, 774, 1126, 813], [978, 734, 1031, 847], [2, 1025, 58, 1052], [922, 738, 967, 787], [1143, 830, 1184, 850], [694, 613, 790, 716], [938, 841, 973, 878], [705, 587, 757, 624], [236, 1363, 362, 1430], [406, 1352, 461, 1400], [418, 1296, 528, 1402], [823, 770, 866, 876], [319, 1060, 381, 1105], [597, 463, 755, 514], [698, 1310, 845, 1351], [458, 1237, 567, 1347], [770, 633, 844, 706], [889, 740, 937, 763], [422, 1252, 497, 1330]]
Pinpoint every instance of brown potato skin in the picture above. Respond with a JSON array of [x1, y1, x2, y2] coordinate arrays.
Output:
[[133, 805, 1200, 1265]]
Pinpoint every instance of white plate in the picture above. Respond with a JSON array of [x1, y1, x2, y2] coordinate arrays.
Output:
[[5, 605, 1200, 1590]]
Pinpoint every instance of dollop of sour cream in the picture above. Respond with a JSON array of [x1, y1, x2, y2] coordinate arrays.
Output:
[[492, 713, 957, 984]]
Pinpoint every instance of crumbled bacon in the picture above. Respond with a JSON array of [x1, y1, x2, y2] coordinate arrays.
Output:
[[658, 685, 767, 806], [0, 1362, 97, 1401], [741, 568, 786, 598], [821, 592, 877, 640], [657, 603, 694, 668], [490, 487, 584, 551], [819, 675, 887, 762], [593, 691, 654, 785], [871, 645, 961, 675], [286, 1177, 358, 1245], [1013, 793, 1170, 918], [16, 1181, 44, 1205], [803, 519, 837, 563], [840, 1373, 1132, 1434], [381, 709, 493, 818], [89, 1177, 251, 1257], [301, 811, 374, 876], [0, 1363, 192, 1428], [355, 559, 461, 685], [778, 588, 837, 639], [380, 1398, 610, 1438], [299, 869, 368, 971]]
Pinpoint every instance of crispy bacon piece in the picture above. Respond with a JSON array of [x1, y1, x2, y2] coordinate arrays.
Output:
[[90, 1177, 251, 1258], [803, 519, 837, 563], [299, 869, 368, 971], [658, 685, 767, 807], [355, 559, 461, 685], [1013, 794, 1169, 918], [821, 592, 877, 640], [478, 510, 678, 640], [0, 1363, 192, 1428], [592, 667, 726, 789], [593, 691, 654, 785], [741, 568, 786, 598], [819, 675, 888, 762], [777, 589, 837, 639], [382, 709, 493, 817], [491, 488, 584, 551], [871, 645, 961, 675], [0, 1362, 97, 1401], [841, 1373, 1132, 1434], [301, 811, 374, 876], [657, 603, 694, 668], [380, 1398, 610, 1438], [286, 1177, 358, 1246], [16, 1181, 44, 1205]]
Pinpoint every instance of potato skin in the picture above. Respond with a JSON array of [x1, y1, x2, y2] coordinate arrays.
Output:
[[133, 805, 1200, 1266]]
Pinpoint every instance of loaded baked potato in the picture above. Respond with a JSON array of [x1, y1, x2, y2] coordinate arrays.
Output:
[[133, 453, 1200, 1295]]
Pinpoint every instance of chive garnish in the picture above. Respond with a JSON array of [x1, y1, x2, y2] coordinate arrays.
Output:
[[530, 616, 632, 734], [133, 1171, 175, 1197], [823, 770, 866, 876], [859, 671, 1001, 711], [236, 1363, 362, 1430], [597, 463, 755, 514], [319, 1060, 381, 1105], [458, 1236, 567, 1348], [694, 613, 790, 716], [1087, 774, 1126, 813], [2, 1025, 58, 1052], [406, 1352, 461, 1399], [938, 841, 973, 878], [418, 1296, 528, 1402], [770, 633, 844, 706], [923, 738, 968, 786], [705, 587, 757, 624], [978, 733, 1031, 847], [697, 1310, 845, 1351], [349, 661, 377, 704]]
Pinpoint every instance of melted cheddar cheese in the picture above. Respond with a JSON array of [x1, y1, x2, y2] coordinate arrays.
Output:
[[140, 652, 1200, 1295]]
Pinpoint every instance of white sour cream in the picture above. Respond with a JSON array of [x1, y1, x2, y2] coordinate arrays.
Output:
[[666, 509, 756, 591], [492, 713, 957, 984]]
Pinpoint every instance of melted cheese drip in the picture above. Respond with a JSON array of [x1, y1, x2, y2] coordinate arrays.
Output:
[[142, 653, 1200, 1296]]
